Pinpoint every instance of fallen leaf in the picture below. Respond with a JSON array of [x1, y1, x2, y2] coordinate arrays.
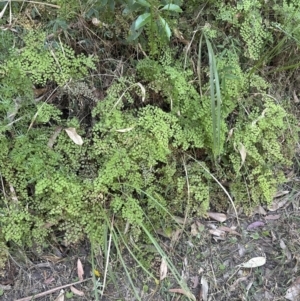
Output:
[[238, 244, 246, 257], [265, 214, 281, 220], [190, 275, 199, 289], [252, 205, 267, 215], [191, 223, 199, 236], [44, 277, 55, 284], [247, 221, 265, 230], [47, 127, 62, 148], [54, 289, 64, 301], [207, 212, 227, 222], [280, 239, 292, 262], [268, 197, 289, 211], [207, 223, 217, 229], [201, 276, 209, 301], [293, 90, 300, 103], [264, 290, 274, 300], [238, 142, 246, 168], [285, 283, 300, 300], [77, 259, 84, 281], [226, 127, 235, 142], [65, 128, 83, 145], [168, 288, 196, 301], [246, 280, 253, 293], [171, 228, 182, 246], [137, 82, 146, 102], [218, 226, 241, 236], [70, 286, 84, 296], [0, 284, 11, 291], [229, 276, 248, 291], [238, 257, 266, 268], [160, 257, 168, 281], [9, 183, 18, 203], [271, 230, 277, 242], [274, 190, 289, 198], [209, 229, 225, 237], [115, 126, 135, 132]]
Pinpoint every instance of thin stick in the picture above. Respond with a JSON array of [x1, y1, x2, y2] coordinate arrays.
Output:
[[15, 278, 92, 301], [5, 0, 60, 9], [100, 216, 114, 297]]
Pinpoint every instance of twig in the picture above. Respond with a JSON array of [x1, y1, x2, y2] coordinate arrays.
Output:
[[100, 216, 114, 297], [15, 278, 92, 301]]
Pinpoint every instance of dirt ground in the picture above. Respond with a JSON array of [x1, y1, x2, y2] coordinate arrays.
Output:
[[1, 185, 300, 301]]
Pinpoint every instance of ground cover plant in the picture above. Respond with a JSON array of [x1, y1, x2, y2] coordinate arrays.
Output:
[[0, 0, 300, 300]]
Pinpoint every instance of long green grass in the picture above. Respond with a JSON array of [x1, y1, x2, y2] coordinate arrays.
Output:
[[198, 33, 222, 158]]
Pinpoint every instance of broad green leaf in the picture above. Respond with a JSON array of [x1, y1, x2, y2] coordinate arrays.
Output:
[[136, 0, 151, 7], [123, 3, 141, 15], [135, 13, 151, 30], [159, 16, 171, 39], [128, 22, 143, 41], [160, 4, 182, 12]]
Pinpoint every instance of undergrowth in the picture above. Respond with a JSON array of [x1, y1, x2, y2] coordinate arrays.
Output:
[[0, 0, 299, 293]]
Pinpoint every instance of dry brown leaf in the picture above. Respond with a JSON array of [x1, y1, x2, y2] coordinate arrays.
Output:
[[238, 257, 266, 268], [218, 226, 241, 236], [9, 183, 18, 203], [207, 212, 227, 222], [115, 126, 135, 132], [48, 127, 62, 148], [160, 257, 168, 281], [265, 214, 281, 220], [200, 276, 209, 301], [280, 239, 292, 262], [70, 286, 84, 296], [169, 288, 196, 301], [293, 90, 300, 103], [44, 277, 55, 284], [238, 244, 246, 257], [137, 82, 146, 102], [226, 128, 235, 142], [77, 259, 84, 281], [54, 290, 64, 301], [191, 223, 199, 236], [0, 284, 11, 291], [274, 190, 289, 198], [252, 205, 267, 215], [285, 283, 300, 301], [268, 197, 289, 211], [209, 229, 225, 237], [190, 275, 199, 289], [65, 128, 83, 145], [170, 229, 182, 245], [238, 142, 246, 168], [173, 216, 192, 224]]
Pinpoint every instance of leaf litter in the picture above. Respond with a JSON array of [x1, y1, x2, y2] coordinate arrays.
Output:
[[3, 194, 300, 301]]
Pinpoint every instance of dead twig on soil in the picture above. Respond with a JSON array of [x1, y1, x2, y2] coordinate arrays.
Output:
[[15, 278, 92, 301]]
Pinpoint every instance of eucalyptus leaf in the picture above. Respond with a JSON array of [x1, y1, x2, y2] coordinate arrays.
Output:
[[160, 4, 182, 12], [135, 13, 151, 30], [136, 0, 151, 7], [159, 16, 171, 39], [128, 21, 144, 41], [123, 3, 141, 15]]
